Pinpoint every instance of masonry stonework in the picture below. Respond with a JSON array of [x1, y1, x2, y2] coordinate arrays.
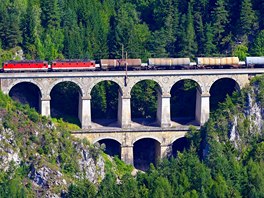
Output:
[[0, 69, 255, 164]]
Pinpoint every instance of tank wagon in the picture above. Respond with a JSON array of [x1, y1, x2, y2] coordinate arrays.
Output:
[[246, 57, 264, 68], [196, 57, 240, 68]]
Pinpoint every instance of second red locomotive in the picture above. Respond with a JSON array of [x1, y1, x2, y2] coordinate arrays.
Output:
[[51, 59, 97, 71]]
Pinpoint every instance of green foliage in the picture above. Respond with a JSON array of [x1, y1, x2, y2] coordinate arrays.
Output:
[[2, 1, 264, 196], [239, 0, 258, 42], [113, 156, 133, 177], [67, 179, 96, 198], [0, 167, 32, 198], [250, 30, 264, 56], [96, 173, 119, 198], [0, 0, 263, 59], [51, 81, 81, 126], [131, 80, 158, 119], [91, 81, 119, 119], [170, 80, 198, 118], [212, 0, 230, 52], [232, 44, 248, 61], [251, 75, 264, 106]]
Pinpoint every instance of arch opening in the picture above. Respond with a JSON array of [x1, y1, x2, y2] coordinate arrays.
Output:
[[97, 139, 121, 159], [210, 78, 239, 111], [9, 82, 41, 113], [50, 81, 82, 126], [171, 137, 189, 157], [131, 80, 161, 127], [91, 80, 120, 127], [133, 138, 161, 171], [170, 79, 200, 125]]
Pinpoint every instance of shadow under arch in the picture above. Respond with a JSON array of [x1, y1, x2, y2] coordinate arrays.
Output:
[[9, 82, 42, 113], [170, 79, 201, 125], [91, 80, 121, 127], [96, 138, 121, 159], [171, 137, 189, 157], [50, 81, 82, 126], [131, 79, 162, 127], [133, 138, 161, 171], [210, 78, 240, 111]]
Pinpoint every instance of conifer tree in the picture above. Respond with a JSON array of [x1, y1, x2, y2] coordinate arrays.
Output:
[[250, 30, 264, 56], [3, 2, 22, 49], [109, 3, 150, 58], [22, 2, 43, 59], [211, 0, 230, 53], [203, 23, 217, 55], [193, 11, 205, 56], [239, 0, 258, 43], [148, 29, 169, 58], [41, 0, 61, 29], [178, 3, 197, 59]]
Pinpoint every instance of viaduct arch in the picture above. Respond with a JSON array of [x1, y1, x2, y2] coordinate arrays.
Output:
[[1, 72, 249, 128], [0, 69, 255, 168]]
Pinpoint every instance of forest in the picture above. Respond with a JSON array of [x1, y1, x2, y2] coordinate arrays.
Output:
[[0, 0, 264, 64], [1, 0, 264, 197], [1, 75, 264, 197]]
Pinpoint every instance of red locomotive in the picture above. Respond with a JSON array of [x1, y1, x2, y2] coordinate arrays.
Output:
[[2, 60, 49, 71], [51, 59, 96, 70]]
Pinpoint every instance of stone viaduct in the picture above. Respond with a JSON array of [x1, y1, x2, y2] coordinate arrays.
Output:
[[0, 69, 262, 166]]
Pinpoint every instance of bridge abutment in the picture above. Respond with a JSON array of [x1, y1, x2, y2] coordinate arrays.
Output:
[[157, 93, 171, 128], [161, 145, 171, 158], [79, 96, 92, 129], [121, 145, 134, 165], [195, 89, 210, 125], [118, 90, 131, 128], [41, 97, 51, 117]]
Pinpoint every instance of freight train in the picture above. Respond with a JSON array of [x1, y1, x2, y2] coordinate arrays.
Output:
[[2, 56, 264, 72]]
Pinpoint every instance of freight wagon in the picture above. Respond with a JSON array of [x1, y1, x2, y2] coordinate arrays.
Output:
[[100, 59, 142, 70], [196, 57, 240, 68], [245, 57, 264, 68], [148, 58, 191, 69]]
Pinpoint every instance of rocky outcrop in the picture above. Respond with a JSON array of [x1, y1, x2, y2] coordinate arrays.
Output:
[[227, 84, 264, 150], [28, 165, 67, 189], [0, 123, 105, 197], [76, 146, 105, 183], [0, 128, 21, 172]]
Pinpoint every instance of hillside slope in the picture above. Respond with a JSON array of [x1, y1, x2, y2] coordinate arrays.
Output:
[[0, 92, 107, 197], [1, 75, 264, 197], [92, 75, 264, 197]]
